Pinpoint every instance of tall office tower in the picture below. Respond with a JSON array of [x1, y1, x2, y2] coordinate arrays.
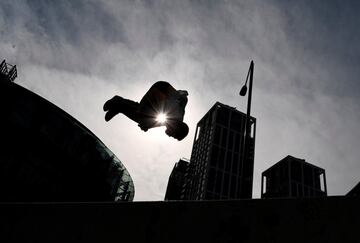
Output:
[[164, 158, 189, 200], [261, 155, 327, 198], [184, 102, 256, 200]]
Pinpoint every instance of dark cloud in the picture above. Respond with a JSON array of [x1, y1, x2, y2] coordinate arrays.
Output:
[[1, 0, 128, 74], [25, 0, 127, 44], [273, 0, 360, 97]]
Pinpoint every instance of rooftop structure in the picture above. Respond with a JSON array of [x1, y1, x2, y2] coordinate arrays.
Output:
[[0, 59, 17, 82], [261, 155, 327, 198]]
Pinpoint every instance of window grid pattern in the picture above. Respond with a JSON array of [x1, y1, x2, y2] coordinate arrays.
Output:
[[185, 102, 256, 200], [261, 156, 327, 199]]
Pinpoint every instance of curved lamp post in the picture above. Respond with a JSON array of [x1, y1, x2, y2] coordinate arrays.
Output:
[[239, 60, 254, 196], [240, 60, 254, 138]]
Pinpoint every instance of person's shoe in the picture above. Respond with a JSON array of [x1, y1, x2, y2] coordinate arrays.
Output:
[[103, 96, 123, 121], [103, 96, 122, 111], [105, 110, 119, 122]]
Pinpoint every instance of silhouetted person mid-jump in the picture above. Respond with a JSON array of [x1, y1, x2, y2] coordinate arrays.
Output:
[[103, 81, 189, 141]]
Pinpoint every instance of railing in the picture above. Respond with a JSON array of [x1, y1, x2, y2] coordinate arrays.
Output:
[[0, 59, 17, 82]]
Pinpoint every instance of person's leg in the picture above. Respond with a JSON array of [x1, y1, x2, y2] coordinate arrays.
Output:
[[134, 81, 175, 130], [103, 95, 163, 132], [138, 81, 176, 111], [103, 96, 141, 123]]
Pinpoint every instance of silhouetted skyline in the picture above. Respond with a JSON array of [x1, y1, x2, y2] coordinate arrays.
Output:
[[1, 1, 360, 200]]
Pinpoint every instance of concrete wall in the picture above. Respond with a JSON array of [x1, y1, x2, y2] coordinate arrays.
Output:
[[0, 196, 358, 242]]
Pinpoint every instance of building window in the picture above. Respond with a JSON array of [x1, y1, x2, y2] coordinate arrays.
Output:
[[221, 128, 228, 148], [230, 112, 243, 132], [218, 148, 225, 170], [223, 173, 230, 196], [232, 153, 239, 175], [262, 176, 267, 194], [230, 175, 237, 198], [298, 184, 303, 197], [216, 107, 230, 126], [225, 151, 232, 173], [215, 171, 222, 194], [195, 125, 201, 141], [210, 146, 219, 167], [291, 160, 302, 182], [234, 133, 241, 152], [228, 131, 234, 151], [320, 173, 325, 192], [208, 168, 216, 191], [214, 126, 221, 145]]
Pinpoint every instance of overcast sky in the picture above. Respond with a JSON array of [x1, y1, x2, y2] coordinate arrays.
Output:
[[1, 0, 360, 200]]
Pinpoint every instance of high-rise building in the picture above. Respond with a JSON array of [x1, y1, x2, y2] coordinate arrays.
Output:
[[183, 102, 256, 200], [164, 158, 189, 200], [261, 155, 327, 198]]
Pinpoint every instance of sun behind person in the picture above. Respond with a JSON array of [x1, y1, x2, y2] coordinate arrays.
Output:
[[156, 113, 168, 124], [103, 81, 189, 141]]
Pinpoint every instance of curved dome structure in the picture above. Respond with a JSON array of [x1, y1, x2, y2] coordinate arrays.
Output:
[[0, 64, 134, 201]]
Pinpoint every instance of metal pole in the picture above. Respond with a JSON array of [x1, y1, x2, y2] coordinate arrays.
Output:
[[242, 60, 254, 198], [245, 61, 254, 141]]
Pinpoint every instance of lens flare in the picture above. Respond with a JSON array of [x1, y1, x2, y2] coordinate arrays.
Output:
[[156, 113, 167, 124]]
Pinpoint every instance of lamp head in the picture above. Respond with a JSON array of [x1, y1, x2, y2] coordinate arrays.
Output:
[[239, 85, 247, 96]]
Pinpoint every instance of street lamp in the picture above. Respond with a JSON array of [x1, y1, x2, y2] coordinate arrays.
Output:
[[239, 60, 254, 196]]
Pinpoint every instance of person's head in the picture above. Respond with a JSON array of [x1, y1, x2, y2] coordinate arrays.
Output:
[[177, 90, 188, 96], [165, 120, 189, 141]]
